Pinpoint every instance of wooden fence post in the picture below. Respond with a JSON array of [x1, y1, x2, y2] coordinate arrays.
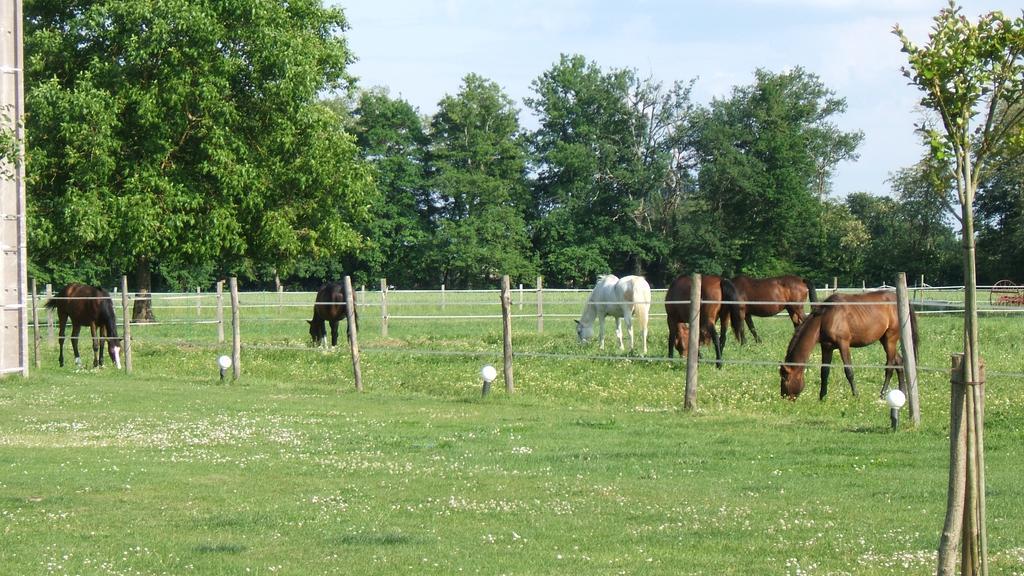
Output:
[[216, 280, 225, 343], [229, 277, 241, 380], [518, 283, 524, 310], [30, 279, 39, 369], [441, 284, 446, 311], [896, 273, 919, 426], [684, 273, 701, 411], [196, 286, 202, 317], [120, 276, 132, 373], [501, 275, 514, 393], [344, 276, 363, 392], [536, 276, 544, 334], [380, 278, 389, 338]]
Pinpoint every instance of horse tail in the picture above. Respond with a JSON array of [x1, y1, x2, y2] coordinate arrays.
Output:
[[804, 278, 818, 303], [720, 278, 745, 344], [45, 298, 59, 310]]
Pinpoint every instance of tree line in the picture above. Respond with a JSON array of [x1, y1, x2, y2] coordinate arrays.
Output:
[[16, 1, 1023, 294]]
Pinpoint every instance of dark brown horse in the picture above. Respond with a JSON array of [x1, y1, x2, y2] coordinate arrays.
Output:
[[308, 283, 358, 347], [779, 291, 918, 400], [732, 274, 816, 343], [665, 275, 744, 368], [45, 284, 122, 369]]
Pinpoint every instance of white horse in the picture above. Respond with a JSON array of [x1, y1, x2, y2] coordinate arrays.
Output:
[[575, 274, 651, 355]]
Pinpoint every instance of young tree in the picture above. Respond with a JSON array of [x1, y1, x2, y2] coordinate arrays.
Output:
[[25, 0, 375, 295], [895, 4, 1023, 572]]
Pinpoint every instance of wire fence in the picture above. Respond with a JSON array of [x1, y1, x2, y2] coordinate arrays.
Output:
[[27, 279, 1024, 381]]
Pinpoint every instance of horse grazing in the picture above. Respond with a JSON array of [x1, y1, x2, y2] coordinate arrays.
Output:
[[664, 275, 744, 368], [45, 284, 122, 369], [779, 291, 918, 400], [575, 275, 651, 355], [731, 274, 817, 343], [308, 283, 358, 347]]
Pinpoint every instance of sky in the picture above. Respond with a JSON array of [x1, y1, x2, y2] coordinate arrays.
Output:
[[340, 0, 1016, 197]]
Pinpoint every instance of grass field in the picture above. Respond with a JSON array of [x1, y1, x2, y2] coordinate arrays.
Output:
[[2, 289, 1022, 575]]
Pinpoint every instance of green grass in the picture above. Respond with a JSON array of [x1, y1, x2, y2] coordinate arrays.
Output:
[[5, 290, 1023, 575]]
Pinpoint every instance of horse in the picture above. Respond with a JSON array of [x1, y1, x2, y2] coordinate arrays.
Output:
[[664, 275, 744, 368], [45, 284, 122, 369], [779, 290, 918, 400], [575, 275, 651, 355], [308, 283, 358, 347], [731, 274, 817, 343]]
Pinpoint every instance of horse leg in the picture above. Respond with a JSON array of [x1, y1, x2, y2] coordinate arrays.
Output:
[[597, 316, 607, 350], [788, 306, 804, 327], [838, 345, 858, 397], [745, 314, 761, 344], [708, 322, 723, 369], [90, 324, 101, 367], [879, 340, 903, 398], [70, 324, 83, 368], [819, 345, 834, 400], [56, 316, 67, 367], [621, 315, 632, 352], [329, 319, 339, 348]]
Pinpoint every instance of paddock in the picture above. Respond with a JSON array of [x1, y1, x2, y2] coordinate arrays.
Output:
[[9, 277, 1024, 574]]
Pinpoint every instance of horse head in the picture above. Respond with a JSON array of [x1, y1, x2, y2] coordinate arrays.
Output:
[[779, 363, 805, 400], [307, 319, 324, 345], [672, 323, 690, 357], [108, 338, 123, 370], [575, 319, 593, 343]]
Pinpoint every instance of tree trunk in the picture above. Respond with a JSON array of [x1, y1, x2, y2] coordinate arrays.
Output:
[[131, 255, 155, 322]]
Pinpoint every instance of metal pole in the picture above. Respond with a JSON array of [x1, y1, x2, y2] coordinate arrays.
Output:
[[30, 278, 38, 369], [380, 278, 389, 338], [229, 277, 240, 380], [216, 280, 224, 343], [120, 275, 132, 373], [536, 276, 543, 334]]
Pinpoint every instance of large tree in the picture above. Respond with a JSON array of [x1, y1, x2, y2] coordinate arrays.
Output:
[[691, 67, 863, 278], [426, 74, 537, 288], [25, 0, 375, 293], [346, 89, 433, 287], [526, 54, 695, 286]]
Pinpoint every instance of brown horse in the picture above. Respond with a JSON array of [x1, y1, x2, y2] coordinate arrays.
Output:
[[732, 274, 816, 343], [664, 275, 744, 368], [45, 284, 122, 369], [779, 291, 918, 400], [308, 283, 358, 347]]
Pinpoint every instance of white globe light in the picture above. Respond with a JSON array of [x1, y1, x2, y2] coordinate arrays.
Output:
[[481, 365, 498, 383], [218, 355, 233, 370], [885, 388, 907, 409]]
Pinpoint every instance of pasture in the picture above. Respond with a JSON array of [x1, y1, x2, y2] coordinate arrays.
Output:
[[2, 287, 1023, 575]]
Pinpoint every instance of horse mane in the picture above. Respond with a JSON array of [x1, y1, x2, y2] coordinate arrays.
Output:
[[784, 313, 821, 363], [97, 291, 120, 339]]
